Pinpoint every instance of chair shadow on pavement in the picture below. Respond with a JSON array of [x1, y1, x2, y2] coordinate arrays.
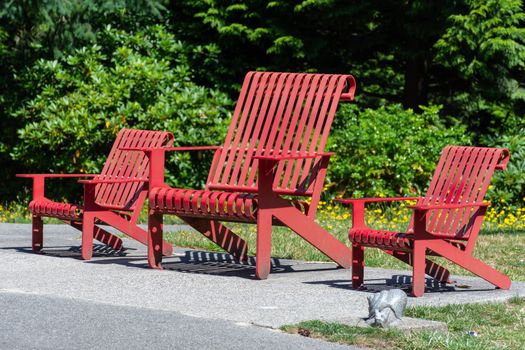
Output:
[[85, 250, 341, 279], [3, 245, 343, 279], [304, 274, 498, 296], [1, 244, 131, 258]]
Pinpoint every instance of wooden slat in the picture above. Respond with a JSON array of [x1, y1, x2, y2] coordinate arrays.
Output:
[[445, 148, 486, 237], [430, 147, 474, 233], [94, 129, 172, 210], [101, 129, 146, 207], [289, 75, 336, 191], [265, 74, 308, 190], [206, 72, 355, 196], [218, 72, 260, 185], [244, 73, 294, 187], [233, 73, 278, 187], [415, 146, 504, 239], [229, 73, 270, 186], [102, 129, 143, 207]]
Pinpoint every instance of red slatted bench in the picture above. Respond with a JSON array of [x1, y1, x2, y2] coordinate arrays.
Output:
[[337, 146, 511, 296], [18, 128, 175, 259], [126, 71, 357, 278]]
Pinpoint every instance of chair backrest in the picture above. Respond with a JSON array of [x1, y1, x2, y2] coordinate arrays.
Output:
[[412, 146, 509, 240], [206, 71, 356, 196], [95, 129, 174, 210]]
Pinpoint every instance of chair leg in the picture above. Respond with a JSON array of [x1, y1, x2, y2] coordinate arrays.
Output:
[[183, 218, 249, 262], [81, 213, 95, 260], [428, 240, 511, 290], [32, 215, 44, 253], [391, 251, 451, 284], [255, 210, 273, 280], [457, 255, 511, 290], [93, 225, 123, 250], [148, 209, 164, 269], [352, 243, 364, 288], [70, 221, 123, 250], [412, 242, 426, 297]]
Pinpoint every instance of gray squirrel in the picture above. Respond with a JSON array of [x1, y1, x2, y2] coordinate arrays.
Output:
[[365, 289, 408, 327]]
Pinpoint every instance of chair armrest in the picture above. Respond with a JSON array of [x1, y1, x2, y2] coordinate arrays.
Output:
[[254, 152, 333, 195], [120, 146, 221, 189], [335, 197, 421, 230], [78, 178, 147, 184], [408, 202, 490, 210], [407, 202, 490, 239], [253, 152, 334, 161], [335, 197, 421, 204], [17, 174, 97, 179], [120, 146, 220, 152], [17, 174, 98, 200]]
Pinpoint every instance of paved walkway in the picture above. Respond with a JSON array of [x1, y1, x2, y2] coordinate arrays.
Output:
[[1, 223, 523, 349]]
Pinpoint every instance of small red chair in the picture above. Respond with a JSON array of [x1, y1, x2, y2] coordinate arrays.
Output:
[[337, 146, 511, 297], [17, 128, 175, 259]]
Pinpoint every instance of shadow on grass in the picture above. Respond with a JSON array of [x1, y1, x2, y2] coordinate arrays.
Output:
[[479, 228, 525, 235]]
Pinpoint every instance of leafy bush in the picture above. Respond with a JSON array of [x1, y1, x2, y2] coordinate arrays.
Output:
[[485, 131, 525, 206], [327, 104, 470, 197], [12, 25, 232, 198]]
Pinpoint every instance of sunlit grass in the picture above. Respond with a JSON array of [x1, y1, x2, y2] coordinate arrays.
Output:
[[282, 297, 525, 349], [3, 199, 524, 280], [0, 202, 32, 223], [163, 201, 525, 281]]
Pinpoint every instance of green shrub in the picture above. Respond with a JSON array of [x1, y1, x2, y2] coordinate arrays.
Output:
[[327, 104, 470, 198], [485, 131, 525, 206], [12, 25, 232, 199]]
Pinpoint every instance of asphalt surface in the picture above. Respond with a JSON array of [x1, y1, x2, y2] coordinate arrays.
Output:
[[1, 223, 524, 349], [0, 291, 355, 350]]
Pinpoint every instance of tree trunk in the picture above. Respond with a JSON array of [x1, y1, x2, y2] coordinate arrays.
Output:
[[403, 55, 429, 110]]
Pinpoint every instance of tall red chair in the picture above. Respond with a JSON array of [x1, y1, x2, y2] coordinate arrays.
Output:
[[127, 71, 356, 278], [337, 146, 511, 296], [17, 129, 175, 258]]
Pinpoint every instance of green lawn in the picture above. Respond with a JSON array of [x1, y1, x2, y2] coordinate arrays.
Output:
[[282, 297, 525, 349], [164, 223, 525, 281]]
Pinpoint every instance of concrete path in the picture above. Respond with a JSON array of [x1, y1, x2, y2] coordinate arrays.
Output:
[[1, 223, 523, 348]]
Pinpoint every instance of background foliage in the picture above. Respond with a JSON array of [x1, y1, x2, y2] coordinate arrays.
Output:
[[11, 26, 231, 198], [328, 104, 469, 198], [1, 0, 525, 205]]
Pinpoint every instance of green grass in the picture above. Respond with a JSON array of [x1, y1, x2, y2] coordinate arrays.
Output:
[[164, 223, 525, 281], [282, 297, 525, 349]]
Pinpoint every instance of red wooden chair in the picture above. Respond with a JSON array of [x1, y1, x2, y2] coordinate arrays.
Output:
[[17, 128, 175, 259], [337, 146, 511, 297], [126, 71, 356, 278]]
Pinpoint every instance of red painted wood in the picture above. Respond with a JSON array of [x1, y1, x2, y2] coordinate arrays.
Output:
[[207, 72, 355, 196], [342, 146, 511, 296], [95, 129, 170, 210], [145, 71, 356, 274], [19, 128, 174, 258]]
